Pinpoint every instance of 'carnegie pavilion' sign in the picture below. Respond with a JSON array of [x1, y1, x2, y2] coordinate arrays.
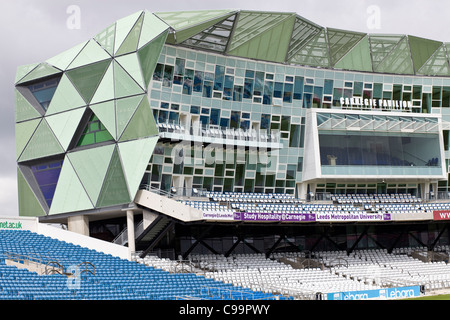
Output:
[[340, 97, 413, 111]]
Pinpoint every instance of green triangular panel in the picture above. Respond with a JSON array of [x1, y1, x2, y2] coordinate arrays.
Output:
[[138, 10, 170, 49], [156, 9, 234, 43], [15, 63, 39, 84], [67, 39, 111, 70], [418, 44, 450, 76], [116, 95, 145, 139], [16, 118, 41, 160], [116, 53, 146, 90], [46, 41, 88, 71], [288, 29, 330, 68], [137, 29, 169, 88], [334, 36, 373, 72], [408, 35, 443, 72], [68, 144, 115, 205], [46, 108, 85, 151], [17, 168, 46, 217], [374, 36, 414, 75], [287, 16, 322, 61], [228, 11, 294, 53], [369, 35, 403, 69], [49, 156, 94, 215], [90, 62, 115, 105], [66, 59, 112, 104], [118, 136, 158, 199], [90, 101, 117, 140], [327, 28, 366, 67], [116, 13, 144, 56], [228, 14, 295, 63], [96, 147, 131, 208], [114, 11, 143, 56], [119, 97, 158, 142], [16, 63, 62, 85], [113, 61, 145, 99], [174, 12, 235, 44], [46, 74, 86, 116], [15, 89, 41, 122], [19, 119, 64, 163], [95, 22, 116, 56]]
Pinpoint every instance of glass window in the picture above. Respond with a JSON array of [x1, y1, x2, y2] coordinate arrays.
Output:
[[163, 65, 174, 87], [354, 82, 363, 96], [210, 108, 220, 126], [442, 87, 450, 107], [230, 111, 240, 128], [293, 76, 304, 100], [245, 69, 255, 78], [220, 118, 229, 128], [233, 85, 243, 102], [203, 81, 213, 98], [324, 79, 333, 95], [31, 159, 63, 207], [193, 71, 203, 92], [175, 58, 185, 75], [313, 86, 323, 108], [183, 69, 193, 95], [158, 110, 168, 123], [281, 116, 290, 131], [223, 75, 234, 100], [319, 132, 441, 167], [274, 82, 283, 98], [214, 65, 225, 91], [263, 81, 273, 105], [260, 114, 270, 130], [373, 83, 383, 99], [77, 114, 114, 147], [244, 78, 254, 99], [153, 64, 163, 81], [190, 106, 200, 114], [289, 125, 300, 147], [283, 83, 293, 103], [27, 77, 60, 111], [303, 93, 312, 108], [254, 72, 265, 96]]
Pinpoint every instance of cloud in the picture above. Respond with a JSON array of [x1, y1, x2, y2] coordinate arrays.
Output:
[[0, 175, 18, 217]]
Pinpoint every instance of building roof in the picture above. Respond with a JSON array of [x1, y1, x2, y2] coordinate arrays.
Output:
[[153, 9, 450, 77]]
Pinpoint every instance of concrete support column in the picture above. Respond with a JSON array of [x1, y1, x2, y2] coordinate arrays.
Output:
[[68, 215, 89, 236], [296, 183, 308, 200], [127, 210, 135, 260]]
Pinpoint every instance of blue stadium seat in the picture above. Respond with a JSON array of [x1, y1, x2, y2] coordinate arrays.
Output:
[[0, 229, 286, 300]]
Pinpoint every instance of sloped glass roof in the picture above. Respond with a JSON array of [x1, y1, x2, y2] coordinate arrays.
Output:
[[152, 9, 450, 77]]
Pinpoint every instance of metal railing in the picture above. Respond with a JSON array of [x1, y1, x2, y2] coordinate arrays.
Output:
[[139, 184, 208, 199], [157, 121, 281, 144], [112, 220, 145, 246]]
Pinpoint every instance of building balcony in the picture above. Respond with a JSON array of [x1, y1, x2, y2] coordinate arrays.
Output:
[[157, 122, 283, 149]]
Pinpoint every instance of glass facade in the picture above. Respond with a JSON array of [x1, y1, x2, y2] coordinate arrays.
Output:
[[319, 132, 441, 167], [144, 44, 450, 195]]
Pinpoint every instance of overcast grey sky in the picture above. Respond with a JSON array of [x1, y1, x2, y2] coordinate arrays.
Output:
[[1, 0, 450, 217]]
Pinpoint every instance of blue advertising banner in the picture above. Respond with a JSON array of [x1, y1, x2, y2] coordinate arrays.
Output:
[[326, 286, 421, 300]]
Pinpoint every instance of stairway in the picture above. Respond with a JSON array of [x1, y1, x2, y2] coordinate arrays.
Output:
[[136, 216, 174, 258]]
